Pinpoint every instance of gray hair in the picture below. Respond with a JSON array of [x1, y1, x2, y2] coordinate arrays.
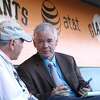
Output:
[[33, 22, 59, 40], [0, 40, 9, 46]]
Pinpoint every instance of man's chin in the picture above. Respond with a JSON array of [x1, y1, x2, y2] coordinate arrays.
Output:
[[43, 55, 49, 59], [40, 53, 50, 59], [41, 54, 54, 60]]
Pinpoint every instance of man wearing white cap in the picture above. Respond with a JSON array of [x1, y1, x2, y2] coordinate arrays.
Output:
[[0, 20, 38, 100]]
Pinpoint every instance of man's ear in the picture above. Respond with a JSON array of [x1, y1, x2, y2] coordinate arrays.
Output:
[[9, 40, 15, 51], [33, 40, 36, 47], [55, 38, 58, 46]]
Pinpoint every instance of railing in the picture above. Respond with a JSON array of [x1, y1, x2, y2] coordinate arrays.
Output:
[[80, 67, 100, 91]]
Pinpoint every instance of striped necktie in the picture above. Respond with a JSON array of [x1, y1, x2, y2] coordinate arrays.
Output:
[[48, 61, 64, 86], [48, 61, 75, 96]]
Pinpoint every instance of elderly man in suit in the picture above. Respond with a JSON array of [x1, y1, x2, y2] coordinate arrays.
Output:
[[17, 22, 100, 100]]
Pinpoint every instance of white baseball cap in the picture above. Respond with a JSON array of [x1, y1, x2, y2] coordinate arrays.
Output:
[[0, 20, 32, 42]]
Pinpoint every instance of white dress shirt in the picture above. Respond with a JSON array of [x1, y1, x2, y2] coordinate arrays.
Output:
[[0, 50, 38, 100]]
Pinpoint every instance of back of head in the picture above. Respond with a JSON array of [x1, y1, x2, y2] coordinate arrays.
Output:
[[34, 22, 59, 40], [0, 19, 32, 44]]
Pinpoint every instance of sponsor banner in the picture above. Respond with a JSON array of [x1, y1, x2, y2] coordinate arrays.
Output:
[[0, 0, 100, 66]]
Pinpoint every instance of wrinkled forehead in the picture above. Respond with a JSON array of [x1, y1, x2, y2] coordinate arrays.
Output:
[[34, 29, 58, 40], [35, 32, 56, 40]]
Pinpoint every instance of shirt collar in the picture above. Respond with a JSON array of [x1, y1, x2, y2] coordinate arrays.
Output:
[[51, 55, 56, 65], [43, 55, 56, 66], [0, 49, 13, 65]]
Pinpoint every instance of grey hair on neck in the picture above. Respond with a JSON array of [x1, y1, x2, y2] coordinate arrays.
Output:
[[0, 40, 9, 46], [33, 22, 59, 40]]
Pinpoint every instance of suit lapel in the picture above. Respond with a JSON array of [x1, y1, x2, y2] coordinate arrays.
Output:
[[34, 54, 55, 87], [55, 53, 72, 86]]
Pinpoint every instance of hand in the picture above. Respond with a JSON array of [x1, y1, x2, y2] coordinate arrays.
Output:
[[78, 87, 92, 96], [51, 85, 69, 96]]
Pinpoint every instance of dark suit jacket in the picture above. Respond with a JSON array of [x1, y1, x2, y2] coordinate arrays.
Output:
[[17, 52, 87, 100]]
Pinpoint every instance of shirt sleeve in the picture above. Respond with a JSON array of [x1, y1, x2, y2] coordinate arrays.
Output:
[[0, 64, 28, 100]]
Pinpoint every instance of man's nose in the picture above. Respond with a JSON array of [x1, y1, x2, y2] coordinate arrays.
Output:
[[43, 42, 48, 47]]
